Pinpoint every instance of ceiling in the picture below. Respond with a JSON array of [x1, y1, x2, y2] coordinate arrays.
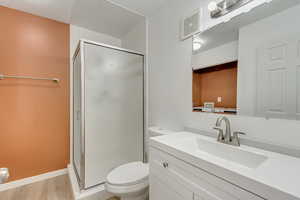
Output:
[[0, 0, 164, 38], [107, 0, 168, 16]]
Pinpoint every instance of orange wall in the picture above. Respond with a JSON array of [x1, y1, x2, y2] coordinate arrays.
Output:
[[193, 62, 238, 108], [0, 6, 70, 182]]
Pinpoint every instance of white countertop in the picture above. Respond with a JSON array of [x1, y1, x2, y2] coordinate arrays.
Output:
[[150, 131, 300, 200]]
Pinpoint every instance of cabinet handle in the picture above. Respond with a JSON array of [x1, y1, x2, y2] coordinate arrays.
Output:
[[162, 162, 169, 168]]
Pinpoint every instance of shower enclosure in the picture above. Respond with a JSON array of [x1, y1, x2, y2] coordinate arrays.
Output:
[[73, 40, 145, 189]]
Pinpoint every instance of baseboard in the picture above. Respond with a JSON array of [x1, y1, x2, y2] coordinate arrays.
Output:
[[68, 164, 112, 200], [0, 168, 68, 192]]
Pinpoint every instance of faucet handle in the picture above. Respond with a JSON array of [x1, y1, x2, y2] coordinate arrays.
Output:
[[233, 131, 246, 136], [231, 131, 246, 146], [213, 126, 222, 131], [213, 126, 224, 142]]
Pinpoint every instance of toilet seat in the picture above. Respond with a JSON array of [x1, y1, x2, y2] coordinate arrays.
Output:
[[106, 162, 149, 186], [106, 180, 149, 195]]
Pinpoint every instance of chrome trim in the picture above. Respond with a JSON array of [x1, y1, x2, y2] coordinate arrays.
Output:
[[72, 42, 85, 190], [81, 39, 144, 56], [210, 0, 254, 18], [213, 116, 245, 147], [215, 116, 232, 143], [84, 181, 106, 190], [80, 40, 86, 190]]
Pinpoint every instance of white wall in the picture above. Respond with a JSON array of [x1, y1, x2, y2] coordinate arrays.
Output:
[[149, 0, 197, 130], [69, 25, 122, 164], [122, 20, 147, 54], [237, 5, 300, 116], [70, 25, 122, 57], [121, 20, 149, 159], [191, 41, 238, 69], [148, 0, 300, 150]]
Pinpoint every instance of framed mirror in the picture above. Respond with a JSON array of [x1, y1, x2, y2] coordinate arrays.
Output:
[[191, 0, 300, 120]]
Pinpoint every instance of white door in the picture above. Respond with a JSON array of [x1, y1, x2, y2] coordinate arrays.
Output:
[[256, 35, 300, 119]]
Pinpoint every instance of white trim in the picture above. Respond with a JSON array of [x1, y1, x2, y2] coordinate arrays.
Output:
[[0, 168, 68, 192], [68, 165, 112, 200]]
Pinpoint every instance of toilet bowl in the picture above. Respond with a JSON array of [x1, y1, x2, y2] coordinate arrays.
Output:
[[105, 127, 174, 200], [105, 162, 149, 200]]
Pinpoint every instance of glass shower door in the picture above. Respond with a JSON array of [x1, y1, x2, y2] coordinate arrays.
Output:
[[83, 42, 144, 188], [73, 40, 144, 189]]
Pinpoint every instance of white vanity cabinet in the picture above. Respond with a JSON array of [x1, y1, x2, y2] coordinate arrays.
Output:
[[149, 147, 264, 200]]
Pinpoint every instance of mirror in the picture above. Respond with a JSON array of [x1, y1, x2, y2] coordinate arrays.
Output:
[[191, 0, 300, 120]]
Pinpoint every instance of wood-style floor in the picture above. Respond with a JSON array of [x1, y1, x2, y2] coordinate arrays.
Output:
[[0, 175, 120, 200], [0, 175, 73, 200]]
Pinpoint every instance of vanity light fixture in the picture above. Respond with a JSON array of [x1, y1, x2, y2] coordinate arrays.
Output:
[[208, 0, 254, 18]]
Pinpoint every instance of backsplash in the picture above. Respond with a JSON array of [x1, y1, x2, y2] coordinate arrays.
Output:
[[184, 113, 300, 157]]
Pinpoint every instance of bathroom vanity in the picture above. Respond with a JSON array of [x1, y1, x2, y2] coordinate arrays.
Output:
[[149, 132, 300, 200]]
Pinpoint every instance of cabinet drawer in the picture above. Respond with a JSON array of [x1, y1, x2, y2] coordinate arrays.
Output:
[[150, 147, 264, 200]]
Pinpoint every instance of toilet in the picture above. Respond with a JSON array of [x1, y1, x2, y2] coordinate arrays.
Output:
[[105, 127, 174, 200]]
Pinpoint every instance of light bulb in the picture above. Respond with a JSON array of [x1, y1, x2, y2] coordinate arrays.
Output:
[[208, 1, 218, 12], [193, 37, 204, 51], [193, 43, 202, 51]]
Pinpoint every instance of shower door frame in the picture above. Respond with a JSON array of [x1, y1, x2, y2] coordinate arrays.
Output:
[[72, 39, 146, 190]]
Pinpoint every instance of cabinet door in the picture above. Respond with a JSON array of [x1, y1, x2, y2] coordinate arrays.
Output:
[[150, 147, 263, 200], [150, 174, 193, 200]]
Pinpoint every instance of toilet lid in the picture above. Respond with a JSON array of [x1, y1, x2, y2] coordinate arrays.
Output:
[[106, 162, 149, 186]]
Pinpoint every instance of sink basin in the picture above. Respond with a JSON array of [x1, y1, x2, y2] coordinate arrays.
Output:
[[196, 139, 267, 168], [175, 137, 268, 169]]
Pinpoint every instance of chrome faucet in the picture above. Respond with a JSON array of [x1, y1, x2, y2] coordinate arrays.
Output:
[[213, 116, 245, 146]]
